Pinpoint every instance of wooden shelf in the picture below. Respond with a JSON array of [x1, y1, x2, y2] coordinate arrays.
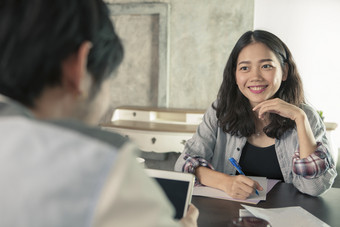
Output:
[[101, 120, 199, 133], [325, 122, 338, 131]]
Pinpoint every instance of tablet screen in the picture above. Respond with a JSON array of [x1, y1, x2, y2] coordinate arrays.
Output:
[[146, 169, 194, 219], [154, 178, 189, 219]]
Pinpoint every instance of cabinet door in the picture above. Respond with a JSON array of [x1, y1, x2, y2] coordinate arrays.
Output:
[[103, 127, 193, 153]]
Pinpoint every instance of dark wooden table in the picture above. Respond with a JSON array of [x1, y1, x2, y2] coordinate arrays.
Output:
[[192, 183, 340, 227]]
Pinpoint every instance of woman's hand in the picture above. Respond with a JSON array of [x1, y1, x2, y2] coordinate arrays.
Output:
[[196, 167, 263, 200], [252, 98, 317, 158], [223, 175, 263, 200], [179, 204, 199, 227], [252, 98, 304, 121]]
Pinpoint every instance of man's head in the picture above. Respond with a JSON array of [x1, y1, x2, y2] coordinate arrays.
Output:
[[0, 0, 123, 124]]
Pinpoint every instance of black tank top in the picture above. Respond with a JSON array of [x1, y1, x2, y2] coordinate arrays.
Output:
[[238, 142, 284, 181]]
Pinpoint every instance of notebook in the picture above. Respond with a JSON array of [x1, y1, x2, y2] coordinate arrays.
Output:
[[145, 169, 195, 219]]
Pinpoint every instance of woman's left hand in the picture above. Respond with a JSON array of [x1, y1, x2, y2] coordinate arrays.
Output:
[[253, 98, 317, 158], [252, 98, 304, 121]]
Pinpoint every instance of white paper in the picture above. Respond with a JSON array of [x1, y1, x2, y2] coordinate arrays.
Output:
[[241, 205, 330, 227], [267, 179, 281, 192], [193, 176, 268, 204], [239, 209, 255, 217]]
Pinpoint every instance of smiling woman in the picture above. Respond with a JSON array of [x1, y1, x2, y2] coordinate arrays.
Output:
[[235, 42, 287, 108], [175, 30, 337, 199]]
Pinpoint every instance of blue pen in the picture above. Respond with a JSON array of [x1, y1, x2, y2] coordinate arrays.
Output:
[[228, 157, 259, 196]]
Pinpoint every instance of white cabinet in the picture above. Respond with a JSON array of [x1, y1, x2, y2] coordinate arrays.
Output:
[[101, 106, 204, 153]]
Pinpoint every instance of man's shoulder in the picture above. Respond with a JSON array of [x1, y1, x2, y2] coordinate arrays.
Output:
[[48, 119, 129, 150], [0, 115, 129, 154], [0, 96, 33, 118], [0, 95, 129, 150]]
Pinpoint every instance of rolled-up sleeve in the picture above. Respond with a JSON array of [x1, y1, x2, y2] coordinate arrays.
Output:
[[182, 154, 214, 174], [293, 142, 331, 179], [290, 104, 337, 196]]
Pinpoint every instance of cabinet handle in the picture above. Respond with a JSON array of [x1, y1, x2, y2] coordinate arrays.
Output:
[[151, 137, 156, 144]]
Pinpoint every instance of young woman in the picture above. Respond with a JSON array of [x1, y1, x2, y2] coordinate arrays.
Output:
[[175, 30, 337, 199]]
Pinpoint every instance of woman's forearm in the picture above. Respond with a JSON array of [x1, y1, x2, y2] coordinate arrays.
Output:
[[295, 110, 317, 159], [195, 166, 231, 192]]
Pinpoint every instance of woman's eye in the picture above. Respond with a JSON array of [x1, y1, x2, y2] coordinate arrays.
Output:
[[262, 64, 273, 69], [240, 66, 248, 71]]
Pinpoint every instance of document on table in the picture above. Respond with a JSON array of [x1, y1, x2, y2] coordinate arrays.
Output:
[[193, 177, 279, 204], [240, 205, 330, 227]]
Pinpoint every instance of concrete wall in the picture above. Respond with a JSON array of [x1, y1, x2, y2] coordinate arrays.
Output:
[[104, 0, 254, 112]]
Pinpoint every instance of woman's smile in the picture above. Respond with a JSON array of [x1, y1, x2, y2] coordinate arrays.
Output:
[[248, 85, 268, 94]]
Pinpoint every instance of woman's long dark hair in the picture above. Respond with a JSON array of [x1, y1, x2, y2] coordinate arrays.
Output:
[[214, 30, 304, 139]]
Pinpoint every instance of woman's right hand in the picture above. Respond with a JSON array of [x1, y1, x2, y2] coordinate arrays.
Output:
[[223, 175, 263, 200], [196, 167, 263, 200]]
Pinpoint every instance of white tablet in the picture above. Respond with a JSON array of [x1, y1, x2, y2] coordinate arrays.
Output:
[[145, 169, 195, 219]]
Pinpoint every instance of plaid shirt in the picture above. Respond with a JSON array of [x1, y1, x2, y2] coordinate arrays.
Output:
[[183, 142, 329, 180], [175, 103, 336, 196], [292, 142, 330, 179]]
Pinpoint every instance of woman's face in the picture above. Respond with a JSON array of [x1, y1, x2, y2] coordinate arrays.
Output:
[[235, 42, 287, 107]]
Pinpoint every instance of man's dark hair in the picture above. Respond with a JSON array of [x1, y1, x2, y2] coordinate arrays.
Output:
[[0, 0, 123, 107], [214, 30, 304, 139]]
